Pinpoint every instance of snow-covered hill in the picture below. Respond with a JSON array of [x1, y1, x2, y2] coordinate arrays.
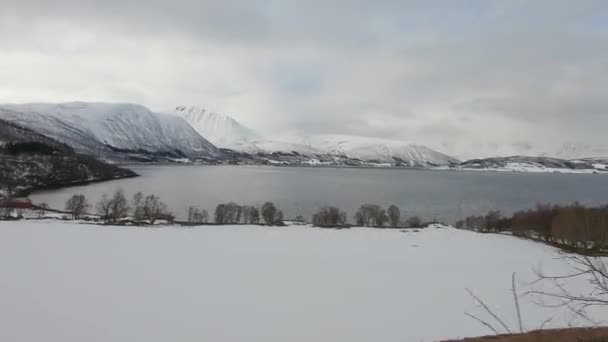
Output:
[[458, 156, 606, 173], [447, 141, 608, 161], [300, 135, 461, 166], [174, 107, 459, 166], [0, 102, 219, 159]]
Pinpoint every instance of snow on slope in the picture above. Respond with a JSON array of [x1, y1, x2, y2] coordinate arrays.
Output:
[[174, 106, 459, 166], [0, 102, 219, 158], [173, 106, 260, 150], [172, 106, 322, 155], [0, 221, 603, 342], [300, 134, 461, 166], [446, 141, 608, 161]]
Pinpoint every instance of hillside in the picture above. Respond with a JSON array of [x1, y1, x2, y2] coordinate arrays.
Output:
[[0, 119, 137, 196], [0, 102, 220, 161]]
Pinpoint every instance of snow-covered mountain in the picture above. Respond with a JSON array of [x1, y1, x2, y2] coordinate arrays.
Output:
[[443, 141, 608, 161], [172, 106, 327, 155], [174, 106, 459, 166], [0, 102, 219, 159], [299, 135, 461, 166], [172, 106, 260, 151]]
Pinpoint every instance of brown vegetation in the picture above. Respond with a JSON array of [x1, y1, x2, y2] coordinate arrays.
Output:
[[442, 327, 608, 342], [456, 203, 608, 253]]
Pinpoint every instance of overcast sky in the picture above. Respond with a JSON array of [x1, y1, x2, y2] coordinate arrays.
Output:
[[1, 0, 607, 158]]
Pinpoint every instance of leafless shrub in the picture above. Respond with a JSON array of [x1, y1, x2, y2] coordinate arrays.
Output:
[[406, 216, 423, 228]]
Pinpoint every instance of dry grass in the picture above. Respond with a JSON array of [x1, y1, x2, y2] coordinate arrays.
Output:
[[442, 327, 608, 342]]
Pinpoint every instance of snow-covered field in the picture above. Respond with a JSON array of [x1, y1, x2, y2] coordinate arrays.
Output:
[[0, 221, 604, 341]]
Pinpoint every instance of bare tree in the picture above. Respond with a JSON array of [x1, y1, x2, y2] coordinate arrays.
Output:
[[484, 210, 502, 232], [276, 210, 284, 224], [215, 204, 227, 224], [241, 205, 259, 224], [65, 194, 89, 220], [96, 194, 111, 220], [188, 206, 208, 223], [37, 202, 49, 219], [465, 273, 524, 335], [250, 207, 260, 224], [213, 202, 242, 224], [225, 202, 241, 224], [198, 209, 209, 223], [97, 190, 130, 223], [109, 190, 130, 223], [261, 202, 281, 225], [388, 205, 401, 227], [527, 255, 608, 324], [132, 192, 145, 222], [312, 206, 348, 227], [142, 195, 168, 224], [355, 204, 388, 227]]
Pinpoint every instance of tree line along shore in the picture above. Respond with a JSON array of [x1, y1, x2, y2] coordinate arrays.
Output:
[[2, 189, 608, 255]]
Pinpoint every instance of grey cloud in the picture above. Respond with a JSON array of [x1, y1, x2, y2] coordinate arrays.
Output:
[[1, 0, 608, 158]]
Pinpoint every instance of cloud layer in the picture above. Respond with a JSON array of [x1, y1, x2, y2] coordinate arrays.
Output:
[[1, 0, 607, 158]]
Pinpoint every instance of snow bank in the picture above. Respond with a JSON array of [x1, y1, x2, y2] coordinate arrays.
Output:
[[0, 222, 603, 341]]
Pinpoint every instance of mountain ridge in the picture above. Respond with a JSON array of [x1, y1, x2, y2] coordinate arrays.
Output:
[[174, 105, 460, 167], [0, 102, 220, 160]]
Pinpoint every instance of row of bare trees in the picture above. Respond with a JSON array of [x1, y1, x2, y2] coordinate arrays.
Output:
[[456, 203, 608, 251], [64, 190, 173, 224], [312, 206, 347, 227], [187, 206, 209, 223], [311, 204, 423, 228], [64, 196, 427, 229], [212, 202, 282, 225]]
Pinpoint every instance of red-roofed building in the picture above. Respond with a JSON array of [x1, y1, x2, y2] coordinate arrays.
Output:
[[0, 198, 34, 209]]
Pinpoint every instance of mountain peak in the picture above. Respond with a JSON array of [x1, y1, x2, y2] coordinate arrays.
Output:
[[172, 106, 260, 148]]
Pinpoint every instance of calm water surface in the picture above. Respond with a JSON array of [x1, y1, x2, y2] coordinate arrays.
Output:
[[30, 165, 608, 222]]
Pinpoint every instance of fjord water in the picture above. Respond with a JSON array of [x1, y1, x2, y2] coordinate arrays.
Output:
[[31, 165, 608, 222]]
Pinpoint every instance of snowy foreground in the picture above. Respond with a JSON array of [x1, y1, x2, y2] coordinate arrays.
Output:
[[0, 221, 605, 342]]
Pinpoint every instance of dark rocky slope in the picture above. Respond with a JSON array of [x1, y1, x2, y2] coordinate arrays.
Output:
[[0, 119, 137, 197]]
